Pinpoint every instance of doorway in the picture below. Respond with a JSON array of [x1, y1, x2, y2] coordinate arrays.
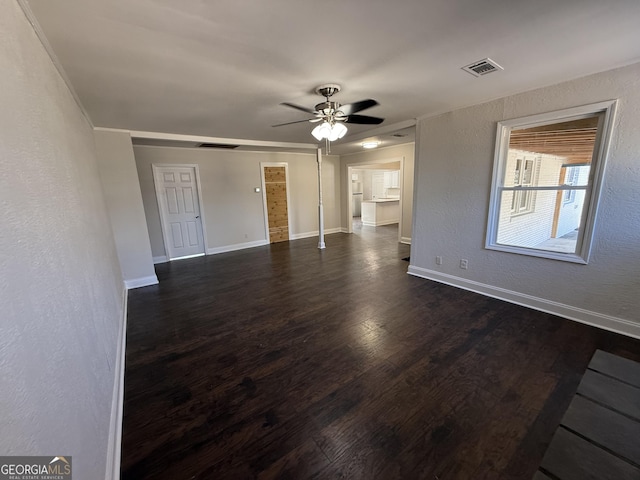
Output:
[[347, 158, 404, 242], [261, 163, 291, 243], [153, 164, 206, 260]]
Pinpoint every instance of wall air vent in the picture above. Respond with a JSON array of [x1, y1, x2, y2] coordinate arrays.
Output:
[[198, 143, 239, 149], [462, 58, 504, 77]]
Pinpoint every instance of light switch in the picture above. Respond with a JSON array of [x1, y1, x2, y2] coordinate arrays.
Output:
[[254, 187, 261, 193]]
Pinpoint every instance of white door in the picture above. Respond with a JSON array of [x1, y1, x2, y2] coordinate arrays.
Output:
[[153, 166, 205, 260], [372, 172, 385, 199]]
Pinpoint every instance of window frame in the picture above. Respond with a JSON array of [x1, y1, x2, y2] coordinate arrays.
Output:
[[485, 100, 617, 264]]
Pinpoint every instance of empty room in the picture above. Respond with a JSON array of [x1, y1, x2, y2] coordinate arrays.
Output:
[[2, 0, 640, 479]]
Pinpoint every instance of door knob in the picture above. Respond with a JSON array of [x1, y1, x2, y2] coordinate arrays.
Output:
[[195, 215, 200, 219]]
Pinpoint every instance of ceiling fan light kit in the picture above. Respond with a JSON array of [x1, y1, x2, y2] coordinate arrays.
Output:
[[312, 121, 348, 141]]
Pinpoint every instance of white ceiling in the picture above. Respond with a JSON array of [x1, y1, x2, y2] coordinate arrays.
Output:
[[24, 0, 640, 154]]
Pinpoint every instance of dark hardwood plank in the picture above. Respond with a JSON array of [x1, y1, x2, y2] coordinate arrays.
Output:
[[533, 471, 553, 480], [121, 224, 640, 479], [562, 395, 640, 465], [589, 349, 640, 387], [577, 369, 640, 420], [540, 427, 640, 480]]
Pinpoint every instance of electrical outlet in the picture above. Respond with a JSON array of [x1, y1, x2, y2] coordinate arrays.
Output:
[[460, 259, 468, 269], [436, 256, 443, 265]]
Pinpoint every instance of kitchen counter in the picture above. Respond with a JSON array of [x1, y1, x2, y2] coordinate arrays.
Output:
[[362, 198, 400, 203], [361, 199, 400, 226]]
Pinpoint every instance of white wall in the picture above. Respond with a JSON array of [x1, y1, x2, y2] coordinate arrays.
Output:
[[0, 0, 124, 478], [341, 143, 415, 242], [134, 146, 341, 258], [94, 130, 158, 288], [410, 62, 640, 337]]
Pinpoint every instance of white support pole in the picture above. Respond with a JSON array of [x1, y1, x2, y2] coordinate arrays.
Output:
[[316, 147, 326, 249]]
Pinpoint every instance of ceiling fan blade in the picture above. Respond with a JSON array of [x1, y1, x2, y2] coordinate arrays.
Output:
[[338, 99, 378, 116], [281, 102, 317, 114], [272, 118, 315, 127], [345, 114, 384, 125]]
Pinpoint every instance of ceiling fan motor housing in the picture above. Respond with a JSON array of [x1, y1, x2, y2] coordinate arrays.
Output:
[[315, 101, 343, 116]]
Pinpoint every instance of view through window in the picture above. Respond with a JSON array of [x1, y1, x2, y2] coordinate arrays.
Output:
[[486, 101, 616, 263]]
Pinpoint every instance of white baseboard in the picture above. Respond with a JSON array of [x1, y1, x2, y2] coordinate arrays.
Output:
[[152, 255, 168, 264], [289, 228, 342, 240], [407, 265, 640, 340], [124, 275, 159, 289], [362, 219, 400, 227], [207, 239, 268, 255], [400, 236, 412, 245], [105, 288, 128, 480], [340, 227, 349, 234]]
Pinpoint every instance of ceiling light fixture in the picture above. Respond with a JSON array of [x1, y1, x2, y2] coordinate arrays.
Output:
[[311, 121, 348, 142], [362, 141, 380, 149]]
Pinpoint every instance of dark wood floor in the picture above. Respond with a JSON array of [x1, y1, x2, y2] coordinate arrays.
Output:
[[122, 225, 640, 480]]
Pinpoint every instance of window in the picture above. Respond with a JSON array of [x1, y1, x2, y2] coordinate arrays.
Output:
[[486, 101, 617, 263], [511, 157, 538, 215], [563, 166, 581, 204]]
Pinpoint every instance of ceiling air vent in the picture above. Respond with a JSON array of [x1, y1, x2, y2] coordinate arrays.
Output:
[[391, 133, 408, 138], [462, 58, 503, 77], [198, 143, 239, 149]]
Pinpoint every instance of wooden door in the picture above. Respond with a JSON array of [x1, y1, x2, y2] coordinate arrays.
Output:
[[153, 165, 205, 259], [263, 166, 289, 243]]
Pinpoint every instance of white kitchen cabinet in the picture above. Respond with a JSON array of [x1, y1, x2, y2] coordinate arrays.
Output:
[[383, 171, 400, 189]]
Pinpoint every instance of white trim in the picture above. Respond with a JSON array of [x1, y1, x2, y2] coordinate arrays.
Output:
[[170, 253, 205, 261], [290, 227, 342, 241], [205, 229, 343, 255], [124, 275, 159, 289], [94, 127, 132, 134], [152, 164, 208, 260], [207, 240, 269, 255], [400, 237, 412, 245], [407, 265, 640, 340], [362, 219, 400, 227], [130, 130, 317, 151], [105, 288, 128, 480], [153, 255, 168, 264]]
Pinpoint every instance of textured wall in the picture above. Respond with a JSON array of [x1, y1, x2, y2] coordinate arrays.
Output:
[[94, 130, 157, 287], [133, 146, 341, 257], [340, 143, 415, 241], [0, 0, 124, 477], [411, 62, 640, 324]]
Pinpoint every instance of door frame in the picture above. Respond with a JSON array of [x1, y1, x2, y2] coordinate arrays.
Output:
[[346, 156, 405, 243], [152, 163, 209, 260], [260, 162, 292, 243]]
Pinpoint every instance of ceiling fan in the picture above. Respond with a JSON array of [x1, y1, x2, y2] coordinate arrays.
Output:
[[273, 84, 384, 142]]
